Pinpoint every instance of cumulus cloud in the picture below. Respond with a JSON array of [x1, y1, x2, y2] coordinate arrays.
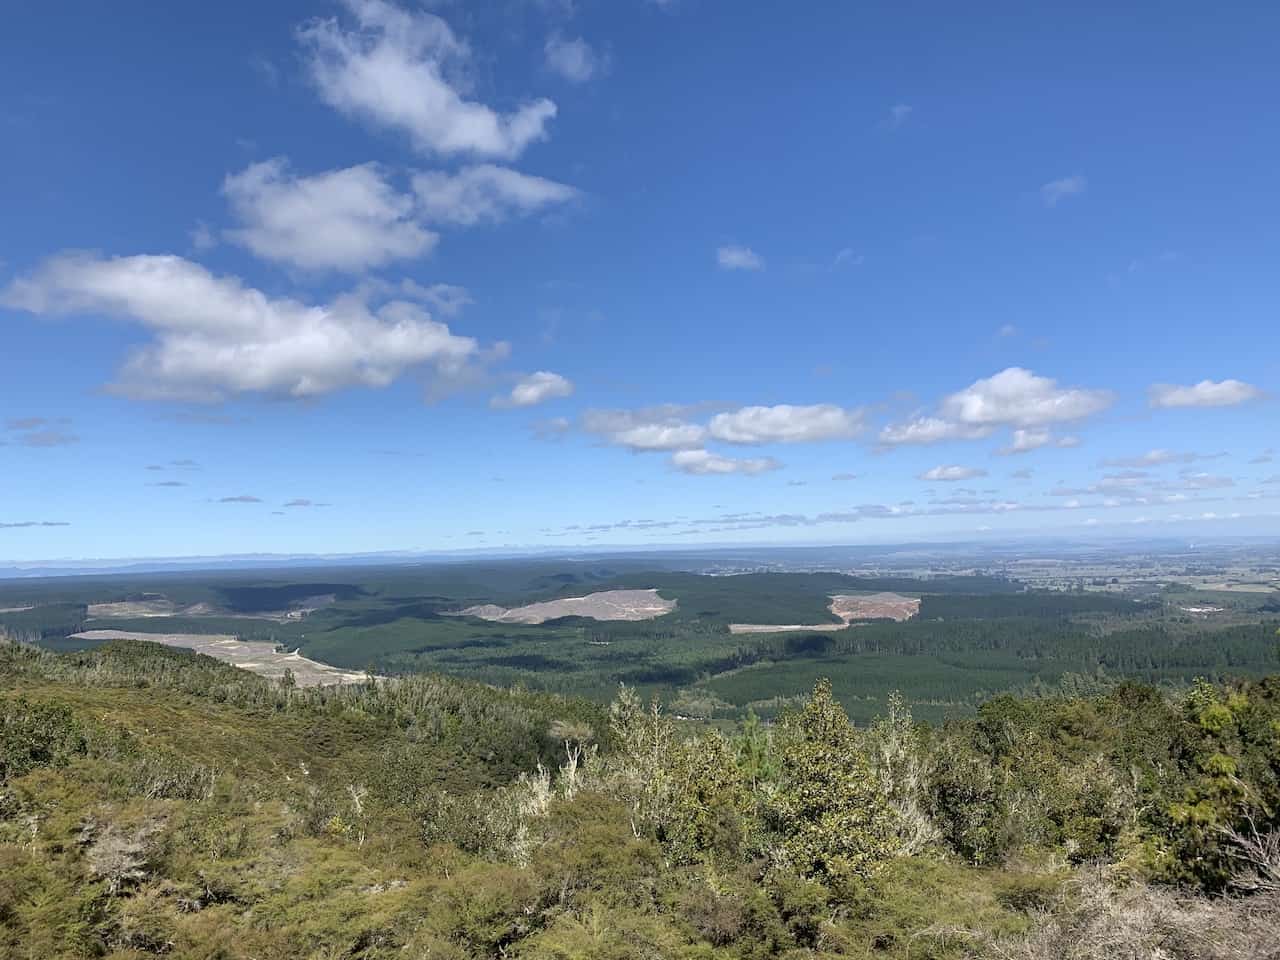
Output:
[[708, 404, 864, 444], [1, 252, 481, 402], [492, 370, 573, 408], [544, 33, 603, 83], [919, 465, 987, 482], [882, 368, 1112, 446], [299, 0, 556, 159], [1041, 174, 1086, 207], [670, 449, 781, 476], [940, 368, 1112, 426], [716, 245, 763, 271], [1148, 379, 1264, 408], [412, 164, 576, 226], [223, 158, 436, 271], [583, 408, 707, 451]]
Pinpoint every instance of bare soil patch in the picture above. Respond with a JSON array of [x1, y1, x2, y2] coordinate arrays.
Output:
[[69, 629, 369, 687], [729, 592, 919, 634], [450, 589, 676, 625]]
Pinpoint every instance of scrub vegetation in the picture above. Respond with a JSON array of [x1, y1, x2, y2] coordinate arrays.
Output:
[[2, 636, 1279, 958]]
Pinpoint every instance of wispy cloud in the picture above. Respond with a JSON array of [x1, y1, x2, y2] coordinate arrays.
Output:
[[1041, 174, 1086, 207], [716, 245, 764, 271], [919, 465, 987, 482], [491, 370, 574, 408], [219, 495, 263, 503], [544, 32, 605, 83], [1148, 378, 1264, 408], [888, 103, 912, 127], [670, 449, 781, 476], [1101, 449, 1223, 468], [0, 520, 70, 528]]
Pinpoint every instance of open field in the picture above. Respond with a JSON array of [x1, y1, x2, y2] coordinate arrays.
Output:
[[69, 629, 370, 686], [451, 588, 676, 624], [730, 591, 920, 633]]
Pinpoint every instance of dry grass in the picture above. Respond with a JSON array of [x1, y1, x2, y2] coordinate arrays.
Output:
[[981, 872, 1280, 960]]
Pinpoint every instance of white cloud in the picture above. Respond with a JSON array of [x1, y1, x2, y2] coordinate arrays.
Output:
[[1101, 449, 1220, 468], [412, 164, 576, 226], [888, 103, 912, 127], [1041, 174, 1086, 207], [2, 252, 480, 401], [940, 368, 1112, 427], [833, 248, 863, 268], [223, 158, 436, 271], [670, 449, 781, 476], [708, 404, 865, 444], [1148, 379, 1264, 408], [299, 0, 556, 159], [544, 33, 602, 83], [997, 427, 1051, 455], [189, 221, 217, 251], [492, 370, 573, 408], [882, 368, 1112, 446], [396, 280, 472, 315], [1181, 472, 1234, 490], [879, 416, 993, 446], [919, 465, 987, 482], [583, 407, 707, 451], [717, 245, 764, 271]]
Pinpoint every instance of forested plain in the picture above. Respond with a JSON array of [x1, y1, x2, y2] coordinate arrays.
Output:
[[1, 563, 1277, 723]]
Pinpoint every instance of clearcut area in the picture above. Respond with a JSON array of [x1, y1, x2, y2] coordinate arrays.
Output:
[[451, 588, 676, 624], [729, 591, 920, 634], [69, 629, 370, 686]]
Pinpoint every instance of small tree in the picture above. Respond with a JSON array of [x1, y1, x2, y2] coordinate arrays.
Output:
[[767, 679, 895, 885], [667, 731, 751, 864]]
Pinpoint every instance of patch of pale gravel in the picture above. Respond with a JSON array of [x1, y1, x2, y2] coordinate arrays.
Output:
[[450, 589, 676, 624], [729, 592, 920, 634], [69, 629, 370, 687]]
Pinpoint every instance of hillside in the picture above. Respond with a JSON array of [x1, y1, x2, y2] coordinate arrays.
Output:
[[3, 637, 1279, 959]]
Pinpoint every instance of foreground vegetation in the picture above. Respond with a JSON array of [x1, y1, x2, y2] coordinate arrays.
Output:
[[2, 637, 1278, 958]]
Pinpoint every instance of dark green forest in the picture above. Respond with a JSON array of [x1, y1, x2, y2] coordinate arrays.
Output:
[[4, 565, 1276, 724]]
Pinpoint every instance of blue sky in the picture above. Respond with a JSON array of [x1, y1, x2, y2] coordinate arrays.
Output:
[[2, 0, 1278, 562]]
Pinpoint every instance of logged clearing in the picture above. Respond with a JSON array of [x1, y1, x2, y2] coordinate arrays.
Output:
[[729, 592, 920, 634], [86, 594, 338, 622], [86, 600, 178, 618], [452, 588, 676, 624], [69, 629, 369, 686]]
